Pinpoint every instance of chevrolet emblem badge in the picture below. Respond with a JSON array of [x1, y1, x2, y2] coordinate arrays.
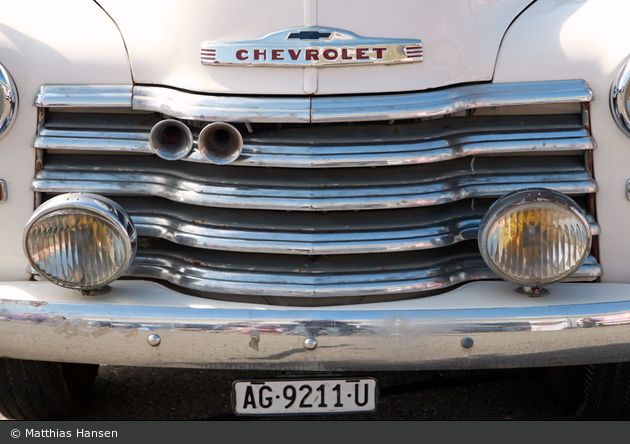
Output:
[[201, 27, 423, 68]]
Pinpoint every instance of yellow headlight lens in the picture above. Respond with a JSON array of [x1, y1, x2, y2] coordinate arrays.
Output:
[[479, 189, 591, 287], [23, 194, 136, 290]]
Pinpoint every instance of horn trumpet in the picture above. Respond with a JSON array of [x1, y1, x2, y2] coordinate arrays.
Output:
[[198, 122, 243, 165], [149, 119, 193, 161]]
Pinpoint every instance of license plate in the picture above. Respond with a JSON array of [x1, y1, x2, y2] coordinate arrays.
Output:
[[232, 377, 378, 415]]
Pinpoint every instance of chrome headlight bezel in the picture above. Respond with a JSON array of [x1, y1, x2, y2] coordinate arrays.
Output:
[[478, 188, 592, 288], [0, 62, 18, 140], [611, 55, 630, 138], [23, 193, 137, 290]]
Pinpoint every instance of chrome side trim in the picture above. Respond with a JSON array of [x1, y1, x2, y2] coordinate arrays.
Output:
[[311, 80, 593, 122], [121, 198, 601, 255], [133, 86, 311, 123], [126, 247, 600, 298], [1, 280, 627, 370], [34, 85, 133, 108], [0, 62, 18, 140], [32, 156, 597, 211], [33, 115, 595, 169]]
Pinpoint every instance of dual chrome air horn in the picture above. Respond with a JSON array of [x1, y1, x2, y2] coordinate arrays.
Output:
[[149, 119, 243, 164]]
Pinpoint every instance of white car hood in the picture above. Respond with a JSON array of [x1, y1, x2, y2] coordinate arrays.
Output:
[[97, 0, 536, 95]]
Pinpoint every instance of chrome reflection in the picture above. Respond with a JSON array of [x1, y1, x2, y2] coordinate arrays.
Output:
[[120, 197, 600, 255], [133, 85, 310, 123], [32, 155, 597, 212], [125, 244, 601, 297], [34, 85, 133, 108], [33, 81, 591, 123], [128, 80, 591, 123], [311, 80, 592, 122], [0, 179, 6, 204], [0, 62, 18, 140], [611, 56, 630, 138], [33, 114, 595, 169], [0, 281, 629, 370]]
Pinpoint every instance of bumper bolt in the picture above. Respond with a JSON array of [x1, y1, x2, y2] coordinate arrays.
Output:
[[304, 338, 317, 350], [147, 334, 161, 347], [461, 337, 474, 349]]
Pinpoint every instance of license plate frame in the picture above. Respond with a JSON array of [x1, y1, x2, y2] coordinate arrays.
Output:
[[232, 376, 378, 416]]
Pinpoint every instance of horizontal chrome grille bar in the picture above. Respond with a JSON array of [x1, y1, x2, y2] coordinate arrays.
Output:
[[117, 197, 600, 255], [126, 242, 601, 297], [34, 81, 591, 123], [311, 80, 592, 122], [133, 86, 311, 123], [33, 155, 597, 211], [34, 114, 595, 168], [34, 85, 133, 108]]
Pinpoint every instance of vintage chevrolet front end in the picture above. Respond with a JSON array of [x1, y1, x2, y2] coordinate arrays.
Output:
[[1, 0, 630, 419]]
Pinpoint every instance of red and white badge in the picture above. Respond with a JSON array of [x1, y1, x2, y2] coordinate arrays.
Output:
[[201, 27, 422, 68]]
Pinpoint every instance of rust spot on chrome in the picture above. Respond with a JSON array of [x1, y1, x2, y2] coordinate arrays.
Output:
[[50, 317, 120, 339], [582, 102, 591, 134], [35, 158, 44, 175], [29, 301, 48, 307], [123, 329, 139, 338]]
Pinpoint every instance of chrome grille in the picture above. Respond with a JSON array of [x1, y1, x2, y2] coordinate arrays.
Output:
[[33, 154, 596, 211], [32, 81, 601, 303], [35, 113, 594, 168]]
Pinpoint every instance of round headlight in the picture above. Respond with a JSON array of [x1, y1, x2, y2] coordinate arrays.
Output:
[[0, 62, 18, 140], [23, 194, 136, 290], [478, 189, 591, 291]]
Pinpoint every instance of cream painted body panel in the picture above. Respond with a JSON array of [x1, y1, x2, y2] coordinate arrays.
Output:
[[494, 0, 630, 284], [316, 0, 534, 95], [98, 0, 534, 95], [0, 1, 132, 281]]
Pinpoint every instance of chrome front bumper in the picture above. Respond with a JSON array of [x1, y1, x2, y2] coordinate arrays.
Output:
[[1, 280, 630, 371]]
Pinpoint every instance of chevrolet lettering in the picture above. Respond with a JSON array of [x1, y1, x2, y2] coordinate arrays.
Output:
[[201, 27, 423, 67], [3, 0, 630, 422]]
